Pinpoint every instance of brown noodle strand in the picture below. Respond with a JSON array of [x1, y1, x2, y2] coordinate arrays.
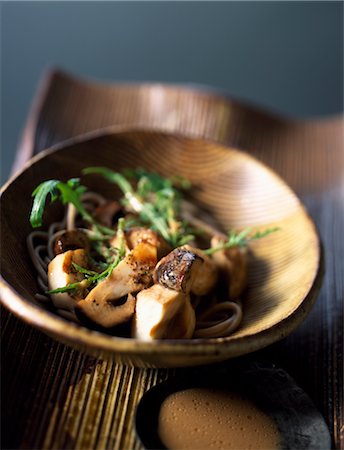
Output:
[[48, 219, 66, 239], [27, 233, 49, 281], [35, 293, 50, 303], [82, 192, 107, 206], [194, 301, 243, 338], [37, 276, 48, 292]]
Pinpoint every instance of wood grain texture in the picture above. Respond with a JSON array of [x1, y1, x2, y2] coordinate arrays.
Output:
[[0, 130, 321, 366], [2, 69, 343, 449]]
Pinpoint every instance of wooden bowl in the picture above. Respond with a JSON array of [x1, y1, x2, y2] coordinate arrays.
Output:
[[0, 129, 322, 368]]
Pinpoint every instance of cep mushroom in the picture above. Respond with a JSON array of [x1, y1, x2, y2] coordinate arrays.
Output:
[[133, 245, 216, 340], [48, 249, 89, 311], [132, 284, 196, 340], [125, 227, 171, 259], [154, 245, 218, 296], [110, 227, 171, 259], [77, 293, 137, 329], [210, 236, 248, 299], [76, 242, 157, 327], [54, 230, 90, 255]]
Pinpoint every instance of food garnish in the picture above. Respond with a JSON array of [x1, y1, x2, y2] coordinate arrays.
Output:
[[27, 167, 279, 338]]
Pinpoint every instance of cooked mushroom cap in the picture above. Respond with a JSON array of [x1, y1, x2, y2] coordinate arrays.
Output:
[[154, 245, 218, 296], [153, 246, 203, 293], [76, 242, 157, 328], [183, 245, 218, 296], [125, 227, 171, 259], [210, 236, 248, 299], [132, 284, 196, 340], [48, 249, 89, 310], [110, 227, 171, 259], [54, 230, 90, 255]]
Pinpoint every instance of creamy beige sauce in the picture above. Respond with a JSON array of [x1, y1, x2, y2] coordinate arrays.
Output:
[[158, 388, 281, 450]]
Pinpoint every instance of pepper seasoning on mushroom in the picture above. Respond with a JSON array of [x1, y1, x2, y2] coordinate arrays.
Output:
[[76, 242, 157, 328]]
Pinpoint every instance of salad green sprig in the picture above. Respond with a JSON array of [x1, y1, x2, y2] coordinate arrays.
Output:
[[82, 167, 194, 247], [30, 169, 280, 296], [30, 178, 114, 236], [203, 227, 280, 255]]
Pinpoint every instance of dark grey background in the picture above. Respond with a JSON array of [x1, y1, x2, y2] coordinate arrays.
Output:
[[1, 1, 343, 183]]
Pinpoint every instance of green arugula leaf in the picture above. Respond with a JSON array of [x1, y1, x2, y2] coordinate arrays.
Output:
[[250, 228, 280, 240], [203, 227, 280, 255], [83, 167, 194, 247], [82, 167, 133, 193], [30, 178, 114, 236], [30, 180, 60, 228], [71, 263, 98, 277], [47, 281, 88, 295]]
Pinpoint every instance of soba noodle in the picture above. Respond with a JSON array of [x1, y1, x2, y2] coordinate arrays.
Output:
[[27, 192, 243, 338], [194, 301, 243, 338]]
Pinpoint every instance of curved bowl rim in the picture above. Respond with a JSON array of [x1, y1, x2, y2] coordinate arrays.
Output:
[[0, 126, 322, 359]]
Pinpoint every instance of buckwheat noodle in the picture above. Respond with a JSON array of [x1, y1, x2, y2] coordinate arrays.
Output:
[[27, 193, 243, 338], [194, 301, 243, 338]]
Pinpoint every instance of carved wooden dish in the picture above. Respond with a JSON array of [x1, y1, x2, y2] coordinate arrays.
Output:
[[0, 129, 322, 367]]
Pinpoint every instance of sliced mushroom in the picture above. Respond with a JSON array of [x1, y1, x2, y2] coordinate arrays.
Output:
[[154, 245, 218, 296], [210, 236, 248, 299], [76, 293, 136, 328], [76, 242, 157, 327], [48, 249, 89, 311], [132, 284, 196, 340], [54, 230, 90, 255], [185, 246, 219, 296], [125, 227, 171, 259], [153, 246, 202, 293], [125, 227, 159, 247]]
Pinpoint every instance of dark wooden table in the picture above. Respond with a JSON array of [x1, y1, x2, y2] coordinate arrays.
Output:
[[1, 70, 343, 449]]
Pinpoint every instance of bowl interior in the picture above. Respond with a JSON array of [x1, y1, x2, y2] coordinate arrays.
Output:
[[0, 130, 320, 364]]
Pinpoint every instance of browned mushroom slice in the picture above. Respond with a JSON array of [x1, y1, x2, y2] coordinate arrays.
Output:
[[54, 230, 90, 255], [154, 245, 218, 296], [153, 246, 202, 293], [110, 227, 171, 259], [48, 249, 89, 310], [77, 293, 136, 328], [185, 245, 219, 296], [76, 242, 157, 328], [210, 236, 248, 299], [125, 227, 159, 247], [125, 227, 171, 259], [132, 284, 195, 340]]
